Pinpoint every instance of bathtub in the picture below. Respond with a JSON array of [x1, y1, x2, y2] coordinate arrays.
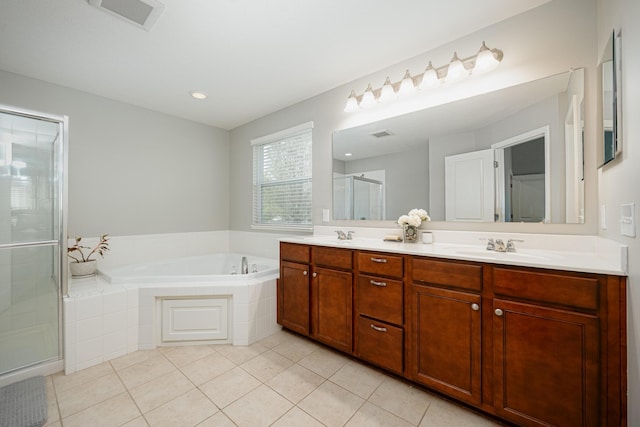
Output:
[[99, 253, 279, 284]]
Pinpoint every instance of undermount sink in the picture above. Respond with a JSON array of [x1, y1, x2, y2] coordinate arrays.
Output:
[[444, 247, 560, 263]]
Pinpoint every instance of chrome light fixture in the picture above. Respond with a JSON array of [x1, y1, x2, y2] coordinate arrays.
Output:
[[344, 41, 503, 112]]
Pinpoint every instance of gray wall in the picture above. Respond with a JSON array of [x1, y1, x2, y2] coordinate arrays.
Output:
[[229, 0, 598, 234], [0, 69, 230, 237]]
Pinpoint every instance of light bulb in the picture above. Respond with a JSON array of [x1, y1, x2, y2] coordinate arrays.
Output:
[[379, 77, 396, 103], [473, 41, 500, 74], [398, 70, 416, 96], [344, 90, 360, 113], [360, 84, 377, 108], [444, 52, 469, 83], [419, 61, 440, 89]]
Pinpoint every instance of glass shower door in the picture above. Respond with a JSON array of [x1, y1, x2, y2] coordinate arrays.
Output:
[[0, 108, 64, 375]]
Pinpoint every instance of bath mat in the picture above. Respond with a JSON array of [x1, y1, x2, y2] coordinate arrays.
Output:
[[0, 376, 47, 427]]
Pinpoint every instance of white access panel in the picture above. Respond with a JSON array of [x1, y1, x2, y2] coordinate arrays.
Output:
[[161, 298, 228, 342]]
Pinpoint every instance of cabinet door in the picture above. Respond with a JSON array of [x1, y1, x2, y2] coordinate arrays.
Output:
[[311, 267, 353, 353], [493, 299, 599, 427], [278, 261, 310, 335], [409, 285, 482, 405]]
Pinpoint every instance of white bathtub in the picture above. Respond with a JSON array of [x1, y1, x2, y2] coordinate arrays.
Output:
[[99, 253, 279, 284]]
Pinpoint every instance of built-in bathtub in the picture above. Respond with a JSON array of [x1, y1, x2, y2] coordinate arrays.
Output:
[[64, 252, 281, 374]]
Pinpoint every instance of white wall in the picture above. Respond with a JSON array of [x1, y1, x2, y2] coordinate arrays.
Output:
[[229, 0, 598, 234], [0, 70, 230, 237], [596, 0, 640, 424]]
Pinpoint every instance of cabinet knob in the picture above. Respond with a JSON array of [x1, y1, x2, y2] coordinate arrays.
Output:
[[303, 271, 308, 276], [495, 308, 504, 316], [370, 324, 388, 332], [312, 272, 317, 278], [471, 303, 480, 311]]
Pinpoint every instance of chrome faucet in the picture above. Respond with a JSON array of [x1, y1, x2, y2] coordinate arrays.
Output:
[[241, 256, 249, 274], [335, 230, 347, 240], [347, 231, 355, 240], [494, 239, 506, 252], [506, 239, 524, 252], [482, 238, 495, 251]]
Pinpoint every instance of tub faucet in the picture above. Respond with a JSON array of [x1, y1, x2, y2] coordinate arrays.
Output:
[[241, 256, 249, 274]]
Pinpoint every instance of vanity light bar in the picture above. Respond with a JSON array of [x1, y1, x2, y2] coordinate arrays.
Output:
[[344, 41, 503, 113]]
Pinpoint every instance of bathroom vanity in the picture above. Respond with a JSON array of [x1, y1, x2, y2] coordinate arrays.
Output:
[[277, 236, 626, 427]]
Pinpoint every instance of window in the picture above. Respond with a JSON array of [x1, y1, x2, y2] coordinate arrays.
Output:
[[252, 122, 313, 230]]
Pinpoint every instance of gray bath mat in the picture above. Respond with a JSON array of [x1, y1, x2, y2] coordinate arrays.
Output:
[[0, 376, 47, 427]]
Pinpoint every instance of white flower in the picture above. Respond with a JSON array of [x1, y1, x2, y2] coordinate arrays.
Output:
[[408, 208, 431, 222], [397, 214, 422, 227]]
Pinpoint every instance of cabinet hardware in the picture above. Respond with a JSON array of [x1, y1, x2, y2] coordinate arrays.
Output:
[[495, 308, 504, 316], [312, 272, 317, 277], [303, 271, 308, 276], [371, 257, 388, 263], [370, 324, 388, 332], [370, 280, 387, 287], [471, 303, 480, 311]]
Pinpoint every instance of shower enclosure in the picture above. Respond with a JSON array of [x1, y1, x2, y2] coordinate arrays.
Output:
[[333, 175, 384, 220], [0, 105, 67, 383]]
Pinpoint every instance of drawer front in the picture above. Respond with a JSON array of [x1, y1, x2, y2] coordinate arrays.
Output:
[[312, 246, 353, 270], [358, 252, 404, 278], [356, 315, 403, 374], [493, 267, 599, 311], [357, 275, 403, 325], [412, 257, 482, 292], [280, 242, 310, 264]]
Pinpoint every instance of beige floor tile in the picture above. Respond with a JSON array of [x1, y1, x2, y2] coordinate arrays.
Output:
[[298, 346, 349, 378], [420, 397, 502, 426], [330, 360, 386, 399], [267, 363, 325, 404], [298, 380, 365, 426], [110, 349, 164, 371], [216, 342, 268, 365], [271, 336, 319, 362], [160, 345, 216, 368], [223, 384, 293, 427], [56, 372, 126, 418], [271, 407, 325, 427], [368, 378, 431, 425], [115, 352, 175, 389], [44, 376, 60, 426], [178, 352, 236, 385], [122, 416, 150, 427], [144, 389, 218, 427], [346, 402, 414, 427], [200, 366, 261, 408], [256, 329, 293, 348], [129, 369, 195, 413], [52, 362, 114, 393], [42, 422, 61, 427], [240, 349, 294, 382], [61, 392, 141, 427], [196, 411, 237, 427]]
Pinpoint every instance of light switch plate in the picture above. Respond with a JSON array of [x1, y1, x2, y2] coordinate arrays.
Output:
[[601, 204, 607, 230], [620, 203, 636, 237]]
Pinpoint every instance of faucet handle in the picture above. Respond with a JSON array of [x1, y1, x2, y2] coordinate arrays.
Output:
[[347, 231, 355, 240], [335, 230, 346, 240], [506, 239, 524, 252], [480, 237, 495, 251]]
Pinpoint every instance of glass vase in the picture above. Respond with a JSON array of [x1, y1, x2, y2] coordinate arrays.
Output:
[[403, 224, 418, 243]]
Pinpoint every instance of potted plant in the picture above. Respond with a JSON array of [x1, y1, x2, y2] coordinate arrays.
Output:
[[67, 234, 110, 277]]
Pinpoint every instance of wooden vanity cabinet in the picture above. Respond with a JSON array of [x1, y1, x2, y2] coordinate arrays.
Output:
[[408, 257, 483, 405], [278, 242, 311, 335], [354, 251, 405, 374]]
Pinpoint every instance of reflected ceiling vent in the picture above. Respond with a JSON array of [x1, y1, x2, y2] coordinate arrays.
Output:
[[88, 0, 165, 31], [370, 129, 393, 138]]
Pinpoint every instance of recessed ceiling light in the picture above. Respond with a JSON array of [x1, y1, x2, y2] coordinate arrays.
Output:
[[190, 91, 207, 100]]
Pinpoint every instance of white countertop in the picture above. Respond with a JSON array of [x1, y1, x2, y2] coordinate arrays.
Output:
[[281, 228, 628, 276]]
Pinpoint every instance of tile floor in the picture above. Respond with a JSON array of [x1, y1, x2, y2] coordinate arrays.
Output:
[[44, 329, 503, 426]]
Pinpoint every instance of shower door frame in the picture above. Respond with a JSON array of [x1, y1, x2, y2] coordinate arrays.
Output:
[[0, 104, 68, 384]]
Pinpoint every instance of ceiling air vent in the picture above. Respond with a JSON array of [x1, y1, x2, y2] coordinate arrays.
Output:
[[88, 0, 165, 31], [369, 129, 393, 138]]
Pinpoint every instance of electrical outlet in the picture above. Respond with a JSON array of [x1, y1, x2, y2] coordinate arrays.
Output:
[[601, 204, 607, 230]]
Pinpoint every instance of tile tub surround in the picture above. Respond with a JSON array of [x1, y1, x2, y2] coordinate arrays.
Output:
[[46, 329, 503, 427]]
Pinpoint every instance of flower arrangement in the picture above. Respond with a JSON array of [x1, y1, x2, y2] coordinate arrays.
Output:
[[397, 208, 431, 228], [67, 234, 110, 263]]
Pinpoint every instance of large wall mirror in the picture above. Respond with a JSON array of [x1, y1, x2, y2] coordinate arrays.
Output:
[[600, 30, 621, 166], [332, 69, 585, 224]]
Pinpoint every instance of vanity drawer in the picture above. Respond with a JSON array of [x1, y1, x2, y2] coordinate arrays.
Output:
[[280, 242, 310, 264], [358, 252, 404, 278], [493, 267, 599, 311], [411, 257, 482, 292], [357, 275, 403, 325], [356, 315, 403, 374], [312, 246, 353, 270]]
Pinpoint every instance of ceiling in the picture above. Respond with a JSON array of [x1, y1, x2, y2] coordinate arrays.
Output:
[[0, 0, 549, 130]]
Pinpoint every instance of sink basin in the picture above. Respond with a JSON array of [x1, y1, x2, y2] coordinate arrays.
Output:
[[444, 247, 560, 263]]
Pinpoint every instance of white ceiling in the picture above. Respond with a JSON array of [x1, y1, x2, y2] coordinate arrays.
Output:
[[0, 0, 549, 130]]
